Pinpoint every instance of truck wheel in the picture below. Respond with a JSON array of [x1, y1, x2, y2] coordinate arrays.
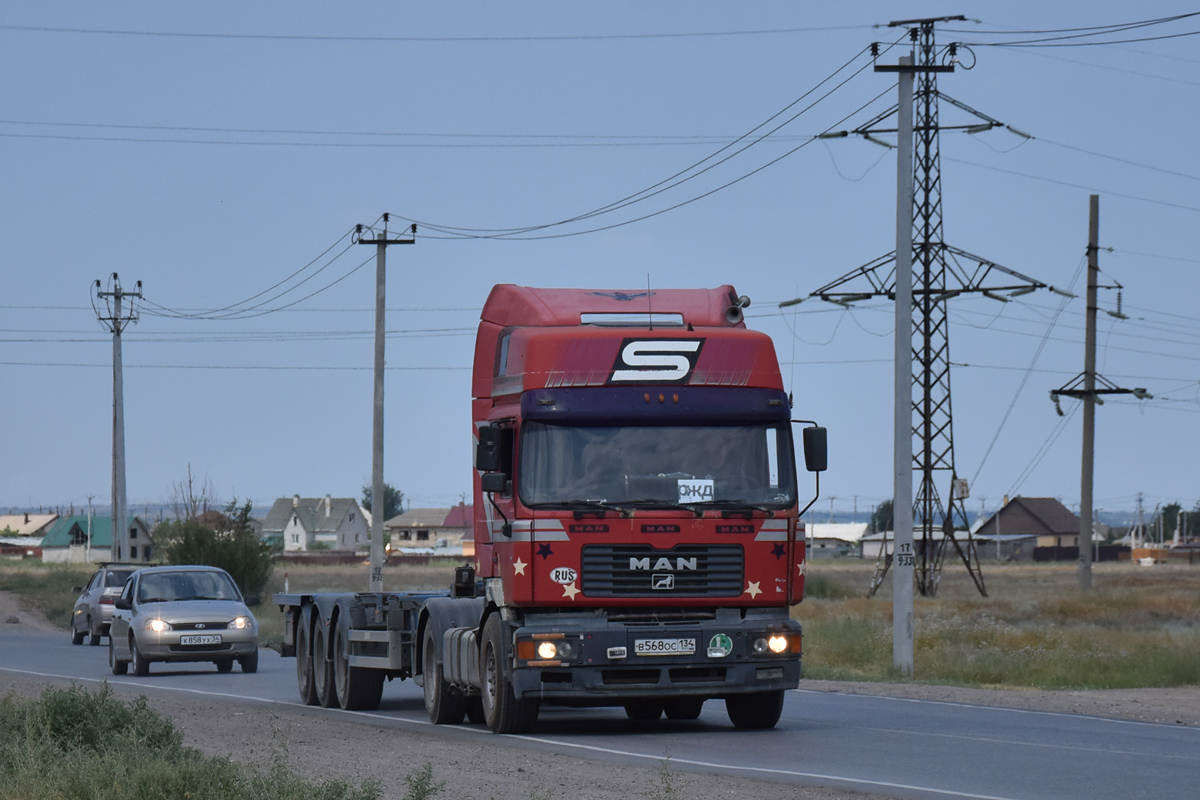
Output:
[[664, 698, 705, 720], [312, 622, 338, 708], [295, 612, 319, 705], [624, 701, 665, 721], [334, 620, 384, 710], [725, 689, 786, 730], [480, 615, 538, 734], [423, 628, 466, 724]]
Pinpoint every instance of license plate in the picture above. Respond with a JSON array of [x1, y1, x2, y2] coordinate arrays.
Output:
[[180, 634, 222, 646], [634, 638, 696, 656]]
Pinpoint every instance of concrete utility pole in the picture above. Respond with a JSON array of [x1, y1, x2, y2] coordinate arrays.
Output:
[[93, 274, 142, 562], [891, 54, 916, 677], [1051, 196, 1151, 590], [355, 215, 415, 592]]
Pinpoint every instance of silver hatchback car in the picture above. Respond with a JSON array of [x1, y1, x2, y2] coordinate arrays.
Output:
[[71, 563, 139, 646], [109, 565, 259, 676]]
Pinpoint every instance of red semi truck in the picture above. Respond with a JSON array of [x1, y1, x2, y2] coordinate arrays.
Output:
[[274, 284, 825, 733]]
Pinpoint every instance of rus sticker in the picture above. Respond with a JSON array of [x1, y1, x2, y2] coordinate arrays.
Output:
[[549, 567, 578, 584]]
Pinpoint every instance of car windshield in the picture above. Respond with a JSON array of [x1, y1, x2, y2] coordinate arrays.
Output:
[[518, 421, 796, 509], [104, 570, 133, 588], [137, 571, 240, 603]]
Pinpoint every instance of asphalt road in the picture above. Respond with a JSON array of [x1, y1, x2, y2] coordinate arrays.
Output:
[[2, 631, 1197, 800]]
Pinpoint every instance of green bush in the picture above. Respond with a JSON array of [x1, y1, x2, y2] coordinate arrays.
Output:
[[0, 684, 380, 800], [156, 500, 274, 598]]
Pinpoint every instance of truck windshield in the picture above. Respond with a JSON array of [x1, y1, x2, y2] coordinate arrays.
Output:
[[519, 421, 796, 509]]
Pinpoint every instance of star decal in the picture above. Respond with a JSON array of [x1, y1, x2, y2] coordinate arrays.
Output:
[[512, 557, 527, 576], [771, 543, 786, 560], [562, 582, 581, 600], [536, 543, 554, 560], [744, 581, 762, 599]]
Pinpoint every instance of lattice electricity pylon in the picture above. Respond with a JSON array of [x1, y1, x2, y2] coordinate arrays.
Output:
[[787, 18, 1053, 597]]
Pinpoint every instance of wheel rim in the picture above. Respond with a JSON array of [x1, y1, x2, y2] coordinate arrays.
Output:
[[482, 640, 498, 719], [334, 627, 348, 704]]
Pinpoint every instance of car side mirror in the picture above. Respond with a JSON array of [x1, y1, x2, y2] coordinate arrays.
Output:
[[244, 595, 261, 607], [72, 586, 83, 593], [114, 596, 132, 610]]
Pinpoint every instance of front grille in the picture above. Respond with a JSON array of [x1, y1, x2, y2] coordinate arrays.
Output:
[[174, 621, 229, 631], [582, 544, 743, 597]]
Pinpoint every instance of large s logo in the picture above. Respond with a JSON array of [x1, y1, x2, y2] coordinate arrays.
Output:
[[609, 339, 704, 383]]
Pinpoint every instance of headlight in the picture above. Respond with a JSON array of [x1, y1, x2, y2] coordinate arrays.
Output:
[[751, 637, 769, 654], [146, 619, 171, 633], [536, 641, 558, 660], [230, 616, 251, 630], [768, 635, 789, 654], [518, 636, 577, 662], [752, 634, 792, 655]]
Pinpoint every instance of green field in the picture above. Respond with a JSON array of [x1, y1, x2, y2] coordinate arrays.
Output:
[[4, 558, 1198, 691]]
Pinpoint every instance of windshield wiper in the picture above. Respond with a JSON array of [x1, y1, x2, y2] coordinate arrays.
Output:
[[528, 499, 624, 518], [620, 499, 703, 517], [686, 499, 776, 517]]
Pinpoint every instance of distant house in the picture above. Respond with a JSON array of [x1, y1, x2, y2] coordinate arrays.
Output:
[[262, 495, 369, 553], [40, 515, 154, 564], [385, 503, 472, 553], [0, 513, 58, 559], [975, 497, 1090, 549], [807, 523, 870, 557]]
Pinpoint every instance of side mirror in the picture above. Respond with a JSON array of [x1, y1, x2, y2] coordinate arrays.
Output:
[[480, 472, 509, 494], [244, 595, 261, 607], [476, 425, 501, 472], [802, 426, 828, 473], [114, 596, 132, 610], [72, 586, 83, 593]]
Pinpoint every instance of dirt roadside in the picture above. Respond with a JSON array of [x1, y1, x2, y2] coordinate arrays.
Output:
[[4, 590, 1199, 800]]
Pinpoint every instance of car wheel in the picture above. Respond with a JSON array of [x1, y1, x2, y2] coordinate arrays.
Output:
[[72, 621, 85, 646], [87, 618, 101, 647], [109, 638, 127, 675], [423, 627, 466, 724], [240, 650, 259, 674], [624, 701, 665, 721], [216, 659, 235, 674], [131, 637, 150, 677]]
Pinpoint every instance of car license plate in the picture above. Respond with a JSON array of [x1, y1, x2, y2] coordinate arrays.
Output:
[[634, 638, 696, 656], [180, 634, 222, 646]]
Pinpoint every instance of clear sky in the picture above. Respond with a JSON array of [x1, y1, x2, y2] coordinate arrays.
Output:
[[3, 3, 1198, 523]]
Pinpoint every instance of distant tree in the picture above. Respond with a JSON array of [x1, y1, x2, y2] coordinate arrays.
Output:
[[871, 499, 894, 534], [361, 482, 405, 521], [155, 497, 273, 598], [168, 464, 216, 520]]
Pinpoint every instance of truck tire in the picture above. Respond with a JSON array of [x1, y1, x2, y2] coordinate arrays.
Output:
[[725, 689, 786, 730], [664, 697, 704, 720], [334, 620, 384, 710], [480, 615, 538, 734], [423, 628, 466, 724], [295, 612, 319, 705], [312, 622, 338, 708], [624, 701, 664, 721]]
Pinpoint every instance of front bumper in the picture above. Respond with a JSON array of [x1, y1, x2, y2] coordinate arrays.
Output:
[[507, 608, 801, 703], [136, 629, 258, 662]]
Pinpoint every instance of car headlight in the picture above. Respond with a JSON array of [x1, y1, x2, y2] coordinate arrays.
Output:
[[146, 619, 171, 633], [230, 616, 251, 630]]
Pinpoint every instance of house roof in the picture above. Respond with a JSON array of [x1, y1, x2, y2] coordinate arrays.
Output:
[[808, 523, 870, 543], [443, 503, 472, 527], [41, 516, 147, 548], [0, 514, 58, 536], [261, 497, 362, 534], [976, 497, 1080, 537], [386, 508, 453, 529]]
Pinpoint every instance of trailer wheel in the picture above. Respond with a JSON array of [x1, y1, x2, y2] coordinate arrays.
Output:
[[334, 620, 384, 710], [480, 615, 538, 734], [664, 697, 704, 720], [423, 628, 466, 724], [295, 611, 319, 705], [311, 622, 338, 708], [725, 689, 786, 730]]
